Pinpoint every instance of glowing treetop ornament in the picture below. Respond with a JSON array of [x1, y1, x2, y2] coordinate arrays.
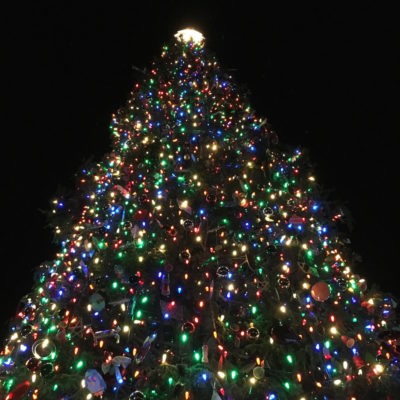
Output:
[[174, 28, 205, 45]]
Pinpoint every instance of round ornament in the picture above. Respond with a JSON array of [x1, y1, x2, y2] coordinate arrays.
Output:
[[129, 390, 145, 400], [278, 276, 290, 289], [216, 265, 230, 278], [253, 366, 265, 380], [179, 249, 191, 262], [6, 380, 30, 400], [32, 338, 56, 360], [40, 362, 54, 377], [311, 281, 330, 302], [85, 369, 107, 396], [20, 324, 33, 337], [25, 357, 40, 371], [247, 327, 260, 340], [262, 207, 274, 218], [89, 293, 106, 312], [206, 193, 217, 204], [183, 219, 194, 231], [182, 321, 195, 333]]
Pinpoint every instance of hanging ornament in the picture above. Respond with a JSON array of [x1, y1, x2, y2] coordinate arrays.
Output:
[[261, 207, 274, 221], [357, 278, 367, 292], [40, 362, 54, 377], [182, 321, 195, 333], [129, 391, 145, 400], [123, 221, 132, 230], [135, 334, 157, 364], [206, 193, 217, 204], [5, 381, 30, 400], [336, 277, 347, 290], [20, 324, 33, 337], [311, 281, 330, 302], [25, 357, 40, 371], [168, 226, 178, 237], [85, 369, 107, 396], [131, 224, 140, 239], [288, 215, 304, 225], [247, 327, 260, 340], [179, 249, 191, 263], [89, 293, 105, 312], [201, 344, 209, 363], [88, 327, 121, 346], [277, 275, 290, 289], [341, 335, 355, 348], [253, 366, 265, 380], [32, 338, 56, 360], [216, 265, 230, 278], [183, 219, 194, 231], [353, 355, 365, 369]]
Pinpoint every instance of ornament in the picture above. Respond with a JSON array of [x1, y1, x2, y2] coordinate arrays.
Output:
[[182, 321, 195, 333], [112, 356, 131, 384], [129, 391, 145, 400], [357, 278, 367, 292], [88, 327, 121, 346], [311, 281, 330, 302], [85, 369, 107, 396], [247, 327, 260, 340], [288, 215, 304, 225], [25, 357, 40, 371], [206, 193, 217, 204], [183, 219, 194, 231], [253, 366, 265, 380], [6, 380, 30, 400], [20, 324, 33, 337], [341, 335, 355, 348], [278, 275, 290, 289], [123, 221, 132, 229], [40, 362, 54, 377], [179, 249, 191, 263], [32, 338, 56, 360], [168, 226, 178, 237], [201, 344, 209, 363], [216, 265, 230, 278], [353, 355, 365, 369], [89, 293, 105, 312], [135, 334, 157, 364], [336, 277, 347, 290], [261, 207, 274, 220]]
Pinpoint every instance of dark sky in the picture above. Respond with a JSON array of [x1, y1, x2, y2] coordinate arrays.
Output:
[[1, 3, 398, 337]]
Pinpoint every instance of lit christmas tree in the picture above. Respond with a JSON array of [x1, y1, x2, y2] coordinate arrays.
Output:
[[1, 28, 399, 400]]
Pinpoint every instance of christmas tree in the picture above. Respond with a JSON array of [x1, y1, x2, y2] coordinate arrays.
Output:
[[1, 28, 399, 400]]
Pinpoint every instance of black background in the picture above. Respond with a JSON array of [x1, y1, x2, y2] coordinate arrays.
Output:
[[1, 2, 398, 339]]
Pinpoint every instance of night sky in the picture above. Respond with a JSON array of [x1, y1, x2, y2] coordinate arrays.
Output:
[[1, 3, 398, 339]]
